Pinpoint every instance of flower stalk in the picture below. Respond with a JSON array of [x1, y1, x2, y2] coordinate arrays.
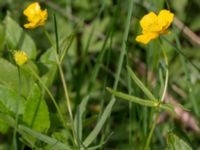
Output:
[[145, 39, 169, 149]]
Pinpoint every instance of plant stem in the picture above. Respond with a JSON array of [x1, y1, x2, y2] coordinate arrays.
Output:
[[57, 61, 77, 145], [30, 67, 67, 128], [43, 25, 77, 145], [53, 15, 77, 145], [145, 113, 159, 150], [13, 67, 21, 150], [160, 47, 169, 102], [145, 39, 169, 149]]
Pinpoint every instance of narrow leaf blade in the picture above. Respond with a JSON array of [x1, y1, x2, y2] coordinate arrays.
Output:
[[127, 66, 156, 100], [107, 87, 158, 107]]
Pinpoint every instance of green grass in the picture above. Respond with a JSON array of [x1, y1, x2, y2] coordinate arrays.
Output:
[[0, 0, 200, 149]]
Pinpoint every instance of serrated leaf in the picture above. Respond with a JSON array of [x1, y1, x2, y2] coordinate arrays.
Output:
[[23, 84, 50, 132], [4, 15, 36, 59], [166, 133, 192, 150]]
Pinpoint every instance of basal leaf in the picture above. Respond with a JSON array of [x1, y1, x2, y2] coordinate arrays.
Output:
[[0, 58, 36, 97], [0, 84, 25, 115], [0, 119, 9, 134], [23, 84, 50, 132]]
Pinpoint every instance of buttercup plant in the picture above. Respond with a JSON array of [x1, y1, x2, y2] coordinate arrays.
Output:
[[136, 9, 174, 44], [23, 2, 48, 29], [1, 1, 199, 149], [23, 2, 77, 145]]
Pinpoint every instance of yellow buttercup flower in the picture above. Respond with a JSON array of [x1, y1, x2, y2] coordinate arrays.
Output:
[[136, 9, 174, 44], [23, 2, 48, 29], [14, 51, 28, 66]]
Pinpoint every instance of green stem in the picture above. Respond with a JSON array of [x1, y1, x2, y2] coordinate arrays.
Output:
[[30, 68, 67, 128], [145, 113, 159, 150], [13, 67, 21, 150], [53, 14, 77, 145], [43, 25, 77, 145], [57, 62, 77, 145], [145, 39, 169, 149], [160, 48, 169, 102]]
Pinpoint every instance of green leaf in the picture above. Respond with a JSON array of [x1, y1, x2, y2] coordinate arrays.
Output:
[[23, 84, 50, 132], [19, 125, 71, 150], [127, 66, 156, 100], [0, 58, 36, 97], [0, 23, 5, 50], [51, 129, 71, 145], [0, 84, 25, 115], [39, 47, 57, 87], [0, 119, 9, 134], [106, 87, 158, 107], [74, 95, 90, 142], [166, 133, 192, 150], [4, 15, 37, 59], [0, 112, 15, 128], [160, 103, 175, 114], [83, 98, 115, 147]]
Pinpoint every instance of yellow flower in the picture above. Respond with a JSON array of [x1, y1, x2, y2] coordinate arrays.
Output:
[[14, 51, 28, 66], [136, 9, 174, 44], [23, 2, 48, 29]]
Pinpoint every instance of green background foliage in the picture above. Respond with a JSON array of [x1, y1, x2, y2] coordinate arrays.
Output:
[[0, 0, 200, 149]]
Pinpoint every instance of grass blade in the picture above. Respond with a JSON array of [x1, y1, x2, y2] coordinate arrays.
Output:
[[83, 0, 134, 146], [19, 125, 72, 150], [74, 95, 90, 146]]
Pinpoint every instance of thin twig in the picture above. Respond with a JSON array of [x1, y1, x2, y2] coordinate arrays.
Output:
[[173, 16, 200, 47]]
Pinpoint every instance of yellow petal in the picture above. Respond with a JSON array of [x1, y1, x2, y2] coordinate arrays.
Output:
[[158, 9, 174, 31], [24, 22, 37, 29], [136, 33, 159, 44], [140, 12, 162, 33], [23, 2, 48, 29], [38, 9, 48, 26], [23, 2, 41, 17]]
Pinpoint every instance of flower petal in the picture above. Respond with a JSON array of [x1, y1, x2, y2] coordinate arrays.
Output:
[[38, 9, 48, 26], [23, 2, 48, 29], [23, 2, 41, 17], [24, 22, 37, 29], [136, 33, 159, 44], [158, 9, 174, 31], [140, 12, 162, 33]]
